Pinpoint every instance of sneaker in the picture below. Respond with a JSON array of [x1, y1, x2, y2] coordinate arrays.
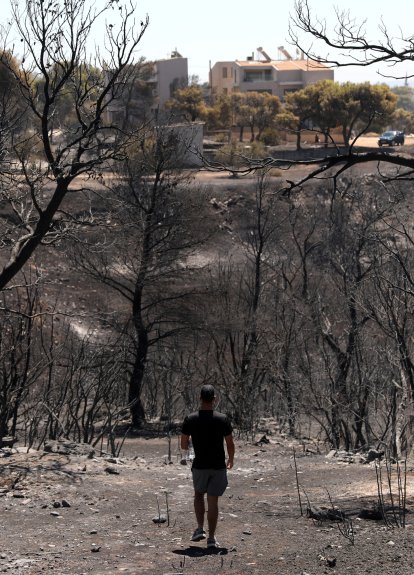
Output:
[[207, 536, 220, 549], [191, 527, 206, 541]]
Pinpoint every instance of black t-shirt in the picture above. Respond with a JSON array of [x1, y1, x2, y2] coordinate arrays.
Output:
[[181, 410, 233, 469]]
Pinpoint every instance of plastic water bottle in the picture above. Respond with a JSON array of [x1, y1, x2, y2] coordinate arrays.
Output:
[[187, 440, 195, 462]]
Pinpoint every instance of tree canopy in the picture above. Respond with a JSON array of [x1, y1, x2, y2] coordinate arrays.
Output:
[[165, 84, 207, 122], [219, 0, 414, 191]]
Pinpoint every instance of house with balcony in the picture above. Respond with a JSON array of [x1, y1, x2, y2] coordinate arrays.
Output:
[[210, 49, 333, 100]]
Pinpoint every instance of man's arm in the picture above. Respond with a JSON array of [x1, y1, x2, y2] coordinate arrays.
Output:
[[225, 434, 235, 469], [181, 434, 190, 451]]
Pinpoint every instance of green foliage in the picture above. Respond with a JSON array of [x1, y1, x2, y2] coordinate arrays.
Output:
[[340, 82, 397, 139], [206, 95, 233, 130], [0, 51, 20, 94], [391, 108, 414, 133], [214, 139, 267, 167], [286, 80, 397, 147], [209, 91, 283, 139], [165, 84, 207, 122], [259, 127, 281, 145], [392, 86, 414, 114], [0, 50, 30, 132], [276, 110, 299, 131]]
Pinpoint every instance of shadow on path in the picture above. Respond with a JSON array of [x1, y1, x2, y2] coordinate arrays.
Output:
[[172, 545, 228, 557]]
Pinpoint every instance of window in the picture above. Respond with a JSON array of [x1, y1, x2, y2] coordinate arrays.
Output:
[[243, 69, 273, 82], [222, 67, 228, 79]]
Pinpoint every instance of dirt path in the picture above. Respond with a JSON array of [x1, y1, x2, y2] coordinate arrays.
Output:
[[2, 434, 414, 574]]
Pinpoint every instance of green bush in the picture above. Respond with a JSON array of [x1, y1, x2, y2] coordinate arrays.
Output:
[[259, 127, 281, 146], [214, 140, 267, 167]]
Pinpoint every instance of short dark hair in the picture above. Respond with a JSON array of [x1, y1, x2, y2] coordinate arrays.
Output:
[[200, 384, 215, 402]]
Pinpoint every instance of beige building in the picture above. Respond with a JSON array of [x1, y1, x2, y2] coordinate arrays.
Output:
[[210, 53, 333, 100], [105, 53, 188, 125], [148, 54, 188, 110]]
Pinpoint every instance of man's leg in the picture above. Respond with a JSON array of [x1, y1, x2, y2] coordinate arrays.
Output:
[[206, 494, 219, 538], [194, 490, 205, 528]]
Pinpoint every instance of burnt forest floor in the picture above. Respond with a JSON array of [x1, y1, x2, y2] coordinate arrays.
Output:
[[2, 429, 414, 575]]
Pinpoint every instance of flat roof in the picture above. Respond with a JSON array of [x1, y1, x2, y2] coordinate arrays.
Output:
[[233, 59, 330, 71]]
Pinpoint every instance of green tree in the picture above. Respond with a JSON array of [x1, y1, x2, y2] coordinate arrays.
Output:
[[0, 50, 30, 143], [206, 94, 233, 131], [165, 84, 207, 122], [229, 92, 249, 141], [249, 92, 281, 141], [285, 80, 338, 149], [392, 86, 414, 113], [229, 91, 281, 142], [391, 108, 414, 133], [336, 83, 397, 146], [286, 80, 396, 149]]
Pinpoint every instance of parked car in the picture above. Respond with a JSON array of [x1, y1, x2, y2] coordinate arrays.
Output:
[[378, 130, 405, 146]]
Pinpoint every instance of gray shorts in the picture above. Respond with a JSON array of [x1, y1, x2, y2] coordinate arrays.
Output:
[[192, 467, 228, 496]]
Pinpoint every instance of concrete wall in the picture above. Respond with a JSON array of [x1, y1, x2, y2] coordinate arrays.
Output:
[[160, 122, 204, 167]]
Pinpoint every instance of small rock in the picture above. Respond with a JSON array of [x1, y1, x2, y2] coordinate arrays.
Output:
[[152, 515, 167, 524], [61, 500, 71, 508], [44, 439, 95, 458], [255, 435, 270, 445], [0, 448, 13, 458], [104, 466, 120, 475], [364, 449, 384, 463], [53, 501, 62, 508], [105, 457, 118, 464], [50, 511, 61, 517], [0, 436, 16, 448]]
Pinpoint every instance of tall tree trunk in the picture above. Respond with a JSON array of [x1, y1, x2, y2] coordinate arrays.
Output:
[[295, 121, 302, 150], [395, 369, 410, 459], [128, 279, 149, 427], [129, 344, 147, 428]]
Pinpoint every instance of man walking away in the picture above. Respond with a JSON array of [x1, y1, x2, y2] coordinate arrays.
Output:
[[181, 384, 235, 549]]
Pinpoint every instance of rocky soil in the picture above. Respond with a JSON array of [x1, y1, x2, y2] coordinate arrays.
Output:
[[2, 431, 414, 575]]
